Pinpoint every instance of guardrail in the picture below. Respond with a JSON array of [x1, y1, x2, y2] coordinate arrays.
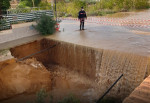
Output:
[[0, 10, 53, 31], [7, 10, 53, 24]]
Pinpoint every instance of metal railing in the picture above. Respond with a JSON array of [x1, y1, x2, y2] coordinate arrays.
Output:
[[0, 8, 54, 31], [7, 7, 53, 14]]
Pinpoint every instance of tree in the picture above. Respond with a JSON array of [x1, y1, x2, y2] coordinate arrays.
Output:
[[19, 0, 41, 7], [0, 0, 11, 16]]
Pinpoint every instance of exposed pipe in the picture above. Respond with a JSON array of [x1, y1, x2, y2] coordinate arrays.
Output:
[[17, 43, 60, 62], [96, 74, 123, 103]]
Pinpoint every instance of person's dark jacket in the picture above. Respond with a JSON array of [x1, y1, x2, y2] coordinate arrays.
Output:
[[78, 10, 87, 19]]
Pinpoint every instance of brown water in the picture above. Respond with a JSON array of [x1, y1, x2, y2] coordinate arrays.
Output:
[[2, 38, 149, 103], [48, 9, 150, 57], [0, 63, 97, 103], [1, 9, 150, 103]]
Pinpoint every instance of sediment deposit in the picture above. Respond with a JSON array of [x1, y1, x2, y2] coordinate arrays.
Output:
[[0, 58, 51, 100], [10, 38, 150, 100]]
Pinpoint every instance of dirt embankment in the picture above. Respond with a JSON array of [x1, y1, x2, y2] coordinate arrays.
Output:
[[0, 58, 51, 100]]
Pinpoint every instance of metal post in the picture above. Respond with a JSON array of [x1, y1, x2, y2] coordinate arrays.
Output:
[[55, 0, 57, 22], [32, 0, 35, 7]]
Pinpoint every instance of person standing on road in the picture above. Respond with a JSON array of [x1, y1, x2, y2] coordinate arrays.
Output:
[[78, 7, 87, 30]]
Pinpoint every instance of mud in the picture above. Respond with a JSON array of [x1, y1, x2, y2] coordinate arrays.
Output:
[[0, 60, 98, 103], [0, 58, 51, 100], [8, 38, 150, 102]]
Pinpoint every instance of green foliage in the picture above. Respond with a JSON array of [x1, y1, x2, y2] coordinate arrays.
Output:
[[38, 1, 52, 10], [0, 19, 6, 25], [36, 89, 48, 103], [17, 1, 30, 8], [0, 49, 9, 55], [19, 0, 41, 7], [0, 0, 11, 11], [27, 89, 81, 103], [8, 8, 31, 13], [72, 0, 87, 17], [34, 14, 56, 35], [58, 94, 80, 103], [0, 19, 6, 30], [134, 0, 149, 9], [54, 0, 149, 17], [56, 1, 67, 17], [95, 0, 150, 11], [59, 0, 87, 17], [18, 0, 52, 10]]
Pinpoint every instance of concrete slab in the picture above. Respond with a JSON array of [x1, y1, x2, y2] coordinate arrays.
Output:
[[0, 35, 43, 50], [46, 19, 150, 56], [0, 22, 39, 44]]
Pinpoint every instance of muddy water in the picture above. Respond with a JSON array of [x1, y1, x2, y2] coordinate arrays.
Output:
[[49, 65, 98, 103], [49, 10, 150, 57], [0, 64, 97, 103], [9, 38, 150, 102]]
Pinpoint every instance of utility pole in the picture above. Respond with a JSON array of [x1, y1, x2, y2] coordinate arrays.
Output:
[[32, 0, 35, 7], [55, 0, 57, 22], [51, 0, 54, 11]]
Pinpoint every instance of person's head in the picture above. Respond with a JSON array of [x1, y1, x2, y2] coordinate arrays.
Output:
[[81, 7, 84, 11]]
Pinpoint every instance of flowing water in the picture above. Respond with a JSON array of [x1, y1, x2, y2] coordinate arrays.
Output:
[[0, 9, 150, 103], [1, 38, 148, 103]]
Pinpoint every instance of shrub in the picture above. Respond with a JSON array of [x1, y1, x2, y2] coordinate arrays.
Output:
[[58, 94, 80, 103], [36, 89, 48, 103], [65, 0, 87, 17], [0, 19, 6, 26], [38, 1, 52, 10], [0, 19, 7, 30], [34, 14, 56, 35]]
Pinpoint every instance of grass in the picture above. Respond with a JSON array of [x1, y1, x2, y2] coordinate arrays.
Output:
[[27, 89, 81, 103], [0, 49, 9, 55]]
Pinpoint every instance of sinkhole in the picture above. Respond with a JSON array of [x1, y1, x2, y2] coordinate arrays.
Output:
[[0, 38, 150, 103]]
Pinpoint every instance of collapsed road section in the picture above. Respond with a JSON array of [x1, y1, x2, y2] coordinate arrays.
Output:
[[0, 38, 150, 103]]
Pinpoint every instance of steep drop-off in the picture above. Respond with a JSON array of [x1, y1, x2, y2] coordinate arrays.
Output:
[[10, 38, 150, 100]]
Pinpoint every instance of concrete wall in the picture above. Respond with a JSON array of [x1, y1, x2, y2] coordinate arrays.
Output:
[[0, 22, 39, 44], [123, 75, 150, 103]]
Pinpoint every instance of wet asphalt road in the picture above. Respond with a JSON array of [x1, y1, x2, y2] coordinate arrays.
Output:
[[47, 10, 150, 56]]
